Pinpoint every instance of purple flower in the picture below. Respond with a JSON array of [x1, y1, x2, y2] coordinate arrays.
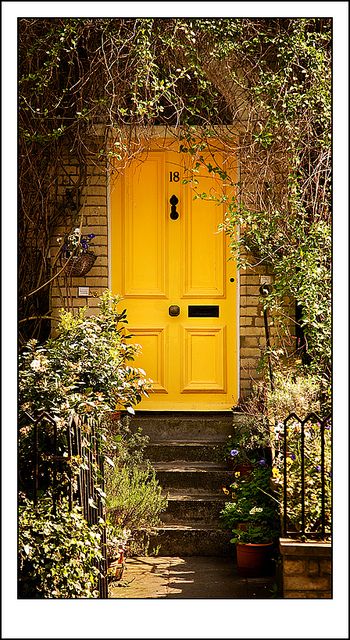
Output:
[[230, 449, 239, 457], [258, 459, 266, 466], [315, 465, 321, 472], [289, 453, 296, 461], [81, 240, 88, 250], [88, 233, 96, 239]]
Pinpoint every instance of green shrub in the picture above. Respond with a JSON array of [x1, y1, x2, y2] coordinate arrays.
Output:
[[267, 366, 323, 422], [106, 413, 150, 469], [18, 498, 103, 598], [18, 291, 153, 596], [19, 290, 151, 425], [106, 465, 167, 532]]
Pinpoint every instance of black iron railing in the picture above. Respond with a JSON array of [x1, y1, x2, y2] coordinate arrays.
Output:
[[280, 412, 332, 540], [21, 411, 108, 598]]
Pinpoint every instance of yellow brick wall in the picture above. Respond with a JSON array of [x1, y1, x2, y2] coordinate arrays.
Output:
[[50, 157, 109, 323]]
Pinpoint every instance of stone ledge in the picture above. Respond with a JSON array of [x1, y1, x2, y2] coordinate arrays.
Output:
[[279, 538, 332, 557], [284, 575, 330, 591], [284, 590, 332, 599], [280, 538, 332, 599]]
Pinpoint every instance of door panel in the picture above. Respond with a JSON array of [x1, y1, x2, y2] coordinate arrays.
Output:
[[111, 138, 237, 410], [182, 327, 226, 393], [123, 153, 168, 297], [129, 327, 168, 393], [182, 155, 225, 298]]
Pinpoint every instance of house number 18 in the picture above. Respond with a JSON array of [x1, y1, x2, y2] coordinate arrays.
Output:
[[169, 171, 180, 182]]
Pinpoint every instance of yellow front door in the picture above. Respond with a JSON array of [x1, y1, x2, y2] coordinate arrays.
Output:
[[110, 138, 238, 410]]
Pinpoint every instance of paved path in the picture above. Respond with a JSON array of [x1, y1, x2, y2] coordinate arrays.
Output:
[[109, 556, 277, 599]]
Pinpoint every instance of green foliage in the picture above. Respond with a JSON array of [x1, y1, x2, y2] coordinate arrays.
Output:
[[103, 412, 168, 553], [267, 366, 324, 421], [18, 292, 153, 595], [106, 465, 167, 532], [19, 18, 331, 382], [218, 20, 331, 377], [19, 290, 151, 424], [106, 413, 150, 469], [240, 368, 332, 539], [18, 291, 151, 501], [272, 419, 331, 538], [220, 466, 280, 544], [18, 497, 103, 598]]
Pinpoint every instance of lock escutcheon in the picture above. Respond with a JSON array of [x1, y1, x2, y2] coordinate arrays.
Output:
[[170, 195, 179, 220]]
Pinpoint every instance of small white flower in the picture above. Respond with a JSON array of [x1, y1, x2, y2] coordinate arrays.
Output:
[[30, 355, 48, 372], [249, 506, 263, 515], [30, 359, 42, 372]]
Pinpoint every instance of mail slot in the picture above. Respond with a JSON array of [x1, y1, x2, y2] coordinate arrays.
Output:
[[188, 305, 219, 318]]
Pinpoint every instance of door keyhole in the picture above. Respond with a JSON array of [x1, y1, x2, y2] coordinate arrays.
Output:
[[170, 195, 179, 220]]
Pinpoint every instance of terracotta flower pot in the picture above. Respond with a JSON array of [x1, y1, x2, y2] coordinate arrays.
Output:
[[236, 542, 274, 577]]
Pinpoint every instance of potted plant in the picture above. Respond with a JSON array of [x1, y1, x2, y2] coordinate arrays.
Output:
[[220, 465, 280, 576]]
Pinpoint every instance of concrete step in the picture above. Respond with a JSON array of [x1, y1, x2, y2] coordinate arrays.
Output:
[[128, 411, 241, 557], [141, 523, 232, 556], [160, 495, 227, 524], [131, 411, 239, 442], [153, 462, 232, 493], [145, 441, 222, 463]]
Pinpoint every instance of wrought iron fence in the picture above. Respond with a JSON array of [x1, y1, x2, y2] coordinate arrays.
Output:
[[20, 411, 108, 598], [280, 412, 332, 540]]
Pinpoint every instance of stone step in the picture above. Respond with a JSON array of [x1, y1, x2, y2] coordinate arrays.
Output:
[[153, 461, 232, 493], [128, 411, 242, 557], [131, 411, 239, 442], [141, 523, 232, 556], [145, 441, 222, 463], [160, 495, 227, 524]]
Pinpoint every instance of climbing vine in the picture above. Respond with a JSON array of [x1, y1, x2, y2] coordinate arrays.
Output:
[[19, 18, 331, 383]]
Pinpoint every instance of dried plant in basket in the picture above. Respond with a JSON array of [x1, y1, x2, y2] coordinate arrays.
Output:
[[58, 228, 97, 277]]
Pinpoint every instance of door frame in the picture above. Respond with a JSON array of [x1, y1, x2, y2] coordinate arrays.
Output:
[[107, 128, 240, 409]]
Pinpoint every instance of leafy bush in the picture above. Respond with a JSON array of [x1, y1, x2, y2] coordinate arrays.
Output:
[[19, 290, 151, 425], [18, 291, 153, 595], [106, 412, 150, 469], [18, 498, 103, 598], [106, 465, 167, 532], [18, 291, 152, 494], [267, 366, 324, 422]]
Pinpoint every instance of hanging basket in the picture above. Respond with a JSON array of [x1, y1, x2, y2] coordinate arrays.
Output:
[[63, 251, 96, 277]]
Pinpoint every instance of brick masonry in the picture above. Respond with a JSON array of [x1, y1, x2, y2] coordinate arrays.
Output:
[[50, 156, 110, 323], [50, 154, 295, 399], [279, 539, 332, 598]]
